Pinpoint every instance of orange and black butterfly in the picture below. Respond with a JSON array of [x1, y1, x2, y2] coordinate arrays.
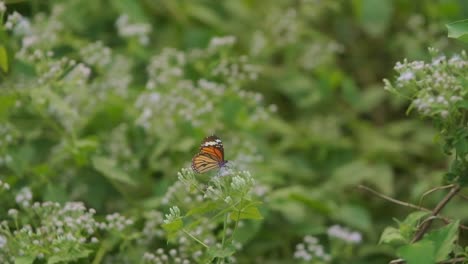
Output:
[[191, 135, 228, 174]]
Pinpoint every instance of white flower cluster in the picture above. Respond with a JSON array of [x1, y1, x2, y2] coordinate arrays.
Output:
[[384, 49, 468, 120], [294, 235, 331, 262], [5, 11, 30, 35], [211, 55, 260, 84], [208, 36, 236, 50], [115, 14, 152, 45], [0, 180, 10, 191], [162, 170, 204, 206], [146, 48, 186, 89], [105, 124, 139, 172], [300, 41, 344, 70], [327, 224, 362, 244], [103, 212, 134, 231], [137, 210, 165, 245], [230, 171, 255, 193], [0, 200, 133, 259], [163, 206, 181, 224], [15, 187, 33, 207], [0, 1, 6, 13], [0, 235, 6, 249], [268, 8, 299, 47], [136, 37, 272, 134], [6, 5, 65, 51], [80, 41, 112, 68], [143, 248, 191, 264]]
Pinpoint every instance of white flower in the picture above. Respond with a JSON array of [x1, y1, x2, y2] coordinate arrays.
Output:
[[327, 224, 362, 244], [8, 209, 18, 217], [0, 235, 6, 248], [397, 71, 414, 82], [15, 187, 33, 207], [0, 1, 6, 13]]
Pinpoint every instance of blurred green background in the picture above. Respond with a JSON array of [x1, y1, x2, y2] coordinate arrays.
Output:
[[2, 0, 468, 263]]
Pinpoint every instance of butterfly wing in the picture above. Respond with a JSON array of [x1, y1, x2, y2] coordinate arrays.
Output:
[[191, 135, 225, 174], [191, 152, 220, 173], [199, 135, 224, 161]]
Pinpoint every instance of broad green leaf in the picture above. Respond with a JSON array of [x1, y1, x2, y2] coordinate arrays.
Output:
[[231, 220, 262, 244], [162, 218, 183, 233], [48, 249, 92, 264], [14, 256, 35, 264], [187, 201, 221, 216], [425, 220, 459, 262], [447, 19, 468, 43], [230, 205, 263, 221], [207, 244, 236, 258], [332, 160, 394, 195], [0, 45, 8, 73], [289, 193, 331, 215], [399, 211, 428, 241], [353, 0, 393, 37], [379, 226, 407, 245], [92, 156, 137, 186], [397, 240, 435, 264], [333, 204, 372, 231], [186, 3, 224, 27]]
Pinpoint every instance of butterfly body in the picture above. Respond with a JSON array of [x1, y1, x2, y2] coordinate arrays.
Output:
[[191, 135, 227, 174]]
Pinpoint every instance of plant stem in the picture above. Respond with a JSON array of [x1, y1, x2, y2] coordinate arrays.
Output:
[[182, 229, 209, 248], [230, 196, 244, 243], [217, 213, 229, 264], [411, 185, 461, 243]]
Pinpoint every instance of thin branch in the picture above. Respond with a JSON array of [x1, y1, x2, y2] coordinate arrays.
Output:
[[390, 256, 466, 264], [419, 184, 455, 207], [358, 185, 468, 230], [458, 193, 468, 201], [441, 257, 466, 264], [411, 185, 461, 243], [357, 185, 430, 211]]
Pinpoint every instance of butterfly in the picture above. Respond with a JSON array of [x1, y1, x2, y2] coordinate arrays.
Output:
[[191, 135, 228, 174]]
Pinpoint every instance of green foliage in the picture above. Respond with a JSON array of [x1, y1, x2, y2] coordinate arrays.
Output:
[[447, 19, 468, 43], [0, 0, 467, 263]]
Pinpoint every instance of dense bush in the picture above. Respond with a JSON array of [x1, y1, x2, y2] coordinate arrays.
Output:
[[1, 0, 468, 263]]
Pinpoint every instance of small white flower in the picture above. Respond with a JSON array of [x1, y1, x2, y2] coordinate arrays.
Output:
[[8, 209, 18, 217], [441, 110, 449, 119], [0, 1, 6, 13], [0, 235, 6, 248], [397, 71, 414, 82]]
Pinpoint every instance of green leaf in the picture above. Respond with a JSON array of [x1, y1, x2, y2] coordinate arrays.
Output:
[[398, 240, 435, 264], [0, 45, 8, 73], [289, 192, 332, 215], [425, 220, 459, 262], [332, 160, 394, 195], [92, 156, 137, 186], [230, 205, 263, 221], [48, 249, 93, 264], [14, 256, 35, 264], [207, 244, 236, 258], [187, 201, 221, 216], [379, 226, 407, 245], [333, 204, 372, 231], [162, 218, 183, 233], [447, 19, 468, 43], [398, 211, 429, 241], [353, 0, 393, 37]]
